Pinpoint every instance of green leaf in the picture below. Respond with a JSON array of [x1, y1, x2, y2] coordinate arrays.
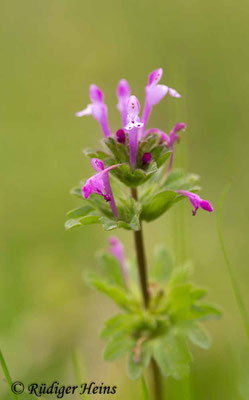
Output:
[[98, 252, 125, 288], [169, 262, 193, 285], [189, 304, 222, 321], [104, 334, 134, 361], [83, 148, 109, 159], [190, 288, 207, 301], [70, 186, 83, 198], [86, 275, 134, 311], [65, 215, 100, 230], [151, 247, 174, 283], [100, 217, 118, 231], [100, 314, 133, 339], [141, 191, 177, 222], [67, 205, 94, 219], [111, 162, 157, 187], [127, 345, 152, 380], [168, 284, 194, 319], [163, 169, 200, 191], [187, 323, 211, 350], [153, 332, 192, 380], [157, 151, 171, 168]]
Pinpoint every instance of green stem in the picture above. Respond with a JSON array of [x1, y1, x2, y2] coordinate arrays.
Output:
[[131, 188, 149, 308], [217, 183, 249, 343], [0, 349, 17, 400], [141, 375, 151, 400], [131, 188, 162, 400]]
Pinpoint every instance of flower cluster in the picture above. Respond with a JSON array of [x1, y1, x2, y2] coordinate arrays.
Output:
[[67, 68, 219, 384], [67, 68, 213, 232]]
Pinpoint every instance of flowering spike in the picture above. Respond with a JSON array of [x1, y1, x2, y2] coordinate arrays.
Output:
[[117, 79, 131, 127], [109, 237, 129, 285], [82, 161, 120, 217], [116, 129, 126, 144], [125, 96, 144, 169], [176, 190, 213, 216], [76, 84, 111, 138]]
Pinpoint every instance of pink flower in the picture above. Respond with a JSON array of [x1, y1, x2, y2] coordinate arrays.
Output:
[[76, 84, 111, 138], [141, 68, 181, 136], [146, 123, 186, 171], [176, 190, 213, 216], [109, 237, 129, 285], [82, 158, 120, 217], [117, 79, 131, 127], [124, 96, 144, 169]]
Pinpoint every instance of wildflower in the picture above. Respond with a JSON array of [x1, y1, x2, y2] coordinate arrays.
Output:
[[117, 79, 131, 127], [76, 84, 111, 138], [146, 123, 186, 172], [142, 152, 152, 165], [109, 237, 129, 285], [176, 190, 213, 216], [115, 129, 126, 144], [82, 158, 119, 217], [124, 96, 144, 169], [141, 68, 181, 135]]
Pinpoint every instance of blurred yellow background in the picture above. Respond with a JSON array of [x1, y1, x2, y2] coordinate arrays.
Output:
[[0, 0, 249, 399]]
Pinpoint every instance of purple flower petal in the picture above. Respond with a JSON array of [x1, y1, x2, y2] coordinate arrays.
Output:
[[76, 84, 111, 137], [82, 161, 120, 217], [177, 190, 213, 216], [117, 79, 131, 126], [145, 84, 168, 107], [89, 84, 104, 102], [109, 237, 129, 285], [148, 68, 163, 86], [168, 87, 182, 98], [91, 158, 105, 172]]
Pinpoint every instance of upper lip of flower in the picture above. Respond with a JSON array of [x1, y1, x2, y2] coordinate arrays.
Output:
[[75, 84, 111, 138]]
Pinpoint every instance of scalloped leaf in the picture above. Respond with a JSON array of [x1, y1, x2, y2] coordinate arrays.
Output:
[[153, 333, 192, 380], [187, 322, 211, 350], [104, 334, 134, 361], [86, 274, 135, 311], [127, 345, 152, 380]]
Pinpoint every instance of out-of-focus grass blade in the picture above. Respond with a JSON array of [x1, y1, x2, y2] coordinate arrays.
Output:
[[0, 349, 17, 400], [72, 351, 82, 388], [217, 183, 249, 343], [141, 375, 151, 400]]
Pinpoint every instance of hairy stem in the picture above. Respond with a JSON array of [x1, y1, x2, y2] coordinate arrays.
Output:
[[131, 188, 162, 400], [131, 187, 149, 307]]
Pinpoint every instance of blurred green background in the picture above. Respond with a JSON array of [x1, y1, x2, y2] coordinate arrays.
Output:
[[1, 0, 249, 399]]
